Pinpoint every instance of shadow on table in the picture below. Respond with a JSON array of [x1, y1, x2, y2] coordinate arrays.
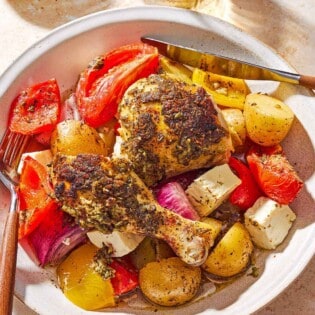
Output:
[[7, 0, 112, 28], [197, 0, 314, 74]]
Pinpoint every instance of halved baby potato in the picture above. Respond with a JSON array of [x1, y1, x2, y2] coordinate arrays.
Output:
[[139, 257, 201, 306], [51, 120, 109, 156], [221, 108, 246, 148], [202, 222, 253, 278], [244, 93, 294, 146]]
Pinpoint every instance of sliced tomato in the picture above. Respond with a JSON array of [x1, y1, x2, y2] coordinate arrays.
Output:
[[76, 43, 159, 127], [9, 78, 61, 135], [228, 156, 262, 211], [246, 144, 303, 204], [78, 43, 157, 96], [110, 258, 138, 296], [18, 156, 59, 239]]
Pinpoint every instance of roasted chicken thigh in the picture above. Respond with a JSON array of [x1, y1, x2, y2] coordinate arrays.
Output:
[[118, 74, 232, 186]]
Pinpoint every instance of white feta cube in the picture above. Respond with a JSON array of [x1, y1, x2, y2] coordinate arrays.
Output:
[[185, 164, 241, 216], [17, 149, 52, 174], [244, 196, 296, 250], [87, 230, 144, 257]]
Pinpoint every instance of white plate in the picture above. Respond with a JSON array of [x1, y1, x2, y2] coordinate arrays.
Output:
[[0, 6, 314, 315]]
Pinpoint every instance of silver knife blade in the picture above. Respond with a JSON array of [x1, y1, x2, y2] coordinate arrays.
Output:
[[141, 36, 315, 89]]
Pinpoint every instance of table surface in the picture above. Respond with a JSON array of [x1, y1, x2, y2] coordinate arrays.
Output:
[[0, 1, 314, 314]]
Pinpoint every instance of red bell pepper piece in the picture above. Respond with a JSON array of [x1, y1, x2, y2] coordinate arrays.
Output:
[[9, 78, 61, 135], [229, 156, 262, 211], [110, 258, 138, 296], [247, 144, 303, 205], [18, 156, 59, 239], [76, 43, 159, 128]]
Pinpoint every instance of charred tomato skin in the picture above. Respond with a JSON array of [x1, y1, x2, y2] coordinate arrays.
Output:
[[9, 78, 61, 135], [246, 144, 303, 204]]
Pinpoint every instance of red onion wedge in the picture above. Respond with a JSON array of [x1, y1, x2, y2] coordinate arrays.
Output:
[[20, 206, 87, 266], [155, 181, 200, 221]]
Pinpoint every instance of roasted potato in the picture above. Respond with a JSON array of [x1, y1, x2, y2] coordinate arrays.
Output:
[[221, 108, 246, 148], [139, 257, 201, 306], [51, 120, 109, 156], [97, 118, 117, 154], [244, 93, 294, 146], [202, 222, 253, 277], [130, 237, 174, 270], [201, 217, 223, 240]]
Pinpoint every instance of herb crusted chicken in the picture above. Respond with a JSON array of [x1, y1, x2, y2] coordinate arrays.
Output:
[[118, 74, 233, 187], [51, 74, 234, 267], [52, 154, 213, 266]]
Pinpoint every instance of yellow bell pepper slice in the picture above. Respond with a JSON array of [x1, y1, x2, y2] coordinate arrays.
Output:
[[57, 243, 116, 310], [192, 68, 250, 109], [159, 56, 193, 84]]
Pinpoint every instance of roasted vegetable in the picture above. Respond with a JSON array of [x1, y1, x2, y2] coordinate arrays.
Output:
[[156, 181, 200, 220], [221, 108, 246, 148], [76, 43, 159, 127], [129, 237, 175, 270], [201, 217, 223, 240], [139, 257, 201, 306], [202, 222, 253, 277], [109, 258, 139, 296], [159, 56, 192, 84], [97, 117, 118, 154], [18, 156, 59, 239], [247, 144, 303, 204], [9, 78, 61, 135], [20, 206, 86, 266], [57, 243, 116, 310], [192, 68, 250, 109], [51, 120, 108, 156], [228, 156, 262, 211], [244, 93, 294, 146]]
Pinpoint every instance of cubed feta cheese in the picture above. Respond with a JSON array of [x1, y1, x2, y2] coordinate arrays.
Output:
[[17, 149, 52, 174], [244, 196, 296, 250], [87, 230, 144, 257], [185, 164, 241, 216]]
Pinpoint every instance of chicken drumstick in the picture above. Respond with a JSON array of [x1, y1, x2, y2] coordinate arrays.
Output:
[[52, 154, 213, 266]]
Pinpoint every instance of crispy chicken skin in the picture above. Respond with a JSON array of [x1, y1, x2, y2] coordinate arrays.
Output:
[[52, 154, 213, 266], [118, 74, 232, 187]]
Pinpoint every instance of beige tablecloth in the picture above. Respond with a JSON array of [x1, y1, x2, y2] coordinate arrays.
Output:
[[0, 1, 314, 314]]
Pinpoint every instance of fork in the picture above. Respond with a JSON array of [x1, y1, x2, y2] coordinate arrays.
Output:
[[0, 129, 29, 315]]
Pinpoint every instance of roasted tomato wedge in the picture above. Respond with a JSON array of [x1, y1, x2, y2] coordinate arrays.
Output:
[[18, 156, 59, 239], [246, 144, 303, 204], [9, 78, 61, 135], [228, 156, 262, 211], [76, 43, 159, 127]]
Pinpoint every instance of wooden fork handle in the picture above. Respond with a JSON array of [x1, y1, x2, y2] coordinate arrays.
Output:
[[0, 211, 19, 315]]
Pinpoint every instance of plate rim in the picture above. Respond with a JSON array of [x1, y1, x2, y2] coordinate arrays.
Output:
[[0, 5, 314, 315]]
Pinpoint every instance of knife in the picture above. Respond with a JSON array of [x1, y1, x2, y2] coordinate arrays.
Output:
[[141, 36, 315, 90]]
